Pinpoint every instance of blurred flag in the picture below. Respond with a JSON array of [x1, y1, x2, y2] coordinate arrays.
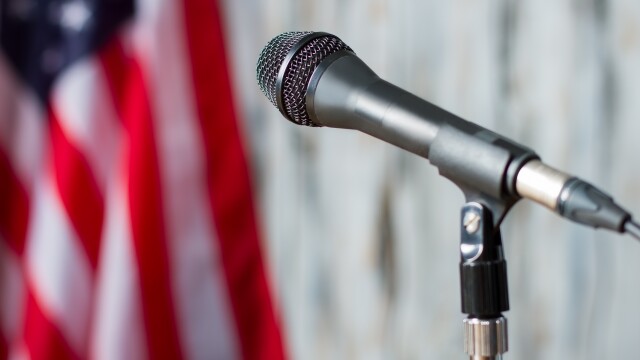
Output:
[[0, 0, 285, 359]]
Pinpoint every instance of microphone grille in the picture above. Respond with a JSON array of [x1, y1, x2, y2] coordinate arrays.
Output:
[[256, 32, 352, 126]]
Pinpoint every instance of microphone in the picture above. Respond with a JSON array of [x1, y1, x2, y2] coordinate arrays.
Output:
[[256, 31, 640, 239]]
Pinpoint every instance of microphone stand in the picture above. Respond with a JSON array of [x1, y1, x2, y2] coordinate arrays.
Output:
[[258, 30, 640, 360], [458, 200, 510, 359]]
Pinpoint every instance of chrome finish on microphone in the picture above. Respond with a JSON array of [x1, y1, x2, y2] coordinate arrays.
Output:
[[515, 160, 571, 211], [256, 31, 352, 126], [463, 317, 508, 359], [257, 31, 312, 107]]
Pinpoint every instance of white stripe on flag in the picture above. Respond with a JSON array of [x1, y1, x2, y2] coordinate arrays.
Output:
[[90, 154, 147, 360], [0, 54, 45, 190], [51, 58, 120, 191], [25, 174, 93, 354], [131, 0, 239, 357]]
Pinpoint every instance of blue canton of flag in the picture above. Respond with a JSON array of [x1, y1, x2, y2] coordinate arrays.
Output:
[[0, 0, 134, 103]]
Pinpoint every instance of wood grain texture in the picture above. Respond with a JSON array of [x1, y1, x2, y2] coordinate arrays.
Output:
[[222, 1, 640, 358]]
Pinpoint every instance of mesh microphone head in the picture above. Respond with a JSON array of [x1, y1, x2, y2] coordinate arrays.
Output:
[[256, 32, 353, 126]]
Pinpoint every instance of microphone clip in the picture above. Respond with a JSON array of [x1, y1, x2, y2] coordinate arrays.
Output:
[[459, 201, 510, 359]]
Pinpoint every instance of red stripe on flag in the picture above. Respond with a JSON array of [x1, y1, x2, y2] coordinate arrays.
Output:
[[23, 291, 78, 360], [48, 110, 104, 268], [182, 1, 287, 359], [98, 39, 129, 120], [116, 54, 184, 360], [0, 148, 30, 255], [0, 332, 6, 360]]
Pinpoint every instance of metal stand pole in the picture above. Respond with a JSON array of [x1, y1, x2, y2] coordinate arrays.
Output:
[[459, 202, 510, 359]]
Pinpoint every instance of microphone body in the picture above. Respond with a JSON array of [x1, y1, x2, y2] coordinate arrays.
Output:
[[307, 50, 535, 202], [257, 31, 639, 237]]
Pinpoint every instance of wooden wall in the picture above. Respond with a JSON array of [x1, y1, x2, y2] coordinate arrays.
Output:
[[222, 0, 640, 358]]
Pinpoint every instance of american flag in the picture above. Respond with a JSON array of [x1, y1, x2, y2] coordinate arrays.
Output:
[[0, 0, 286, 358]]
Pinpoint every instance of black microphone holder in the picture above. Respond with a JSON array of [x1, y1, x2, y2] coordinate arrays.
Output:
[[459, 200, 510, 359]]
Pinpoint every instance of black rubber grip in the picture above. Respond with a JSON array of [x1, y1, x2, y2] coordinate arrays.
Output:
[[460, 260, 509, 316]]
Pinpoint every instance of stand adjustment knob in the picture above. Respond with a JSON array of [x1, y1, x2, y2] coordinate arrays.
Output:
[[463, 317, 508, 359]]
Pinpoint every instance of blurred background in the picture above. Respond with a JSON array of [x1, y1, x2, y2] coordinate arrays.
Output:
[[0, 0, 639, 359], [223, 0, 640, 359]]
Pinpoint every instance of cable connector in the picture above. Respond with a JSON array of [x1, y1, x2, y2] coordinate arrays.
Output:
[[558, 178, 639, 240]]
